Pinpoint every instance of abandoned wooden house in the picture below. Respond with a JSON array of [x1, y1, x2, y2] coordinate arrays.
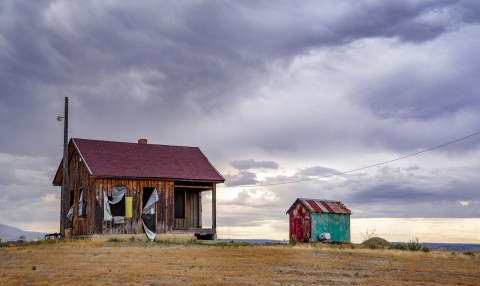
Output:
[[287, 198, 351, 243], [52, 138, 224, 240]]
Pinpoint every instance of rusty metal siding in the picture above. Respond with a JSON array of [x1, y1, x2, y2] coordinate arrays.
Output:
[[311, 213, 350, 243], [302, 199, 351, 214], [288, 202, 311, 242]]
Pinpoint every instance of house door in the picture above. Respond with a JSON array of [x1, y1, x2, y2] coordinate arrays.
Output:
[[142, 187, 157, 237]]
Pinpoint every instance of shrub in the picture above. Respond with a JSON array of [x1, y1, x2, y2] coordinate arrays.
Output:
[[107, 238, 121, 243], [389, 243, 407, 251], [360, 228, 377, 241], [464, 251, 475, 257], [32, 265, 36, 271], [406, 237, 422, 251], [289, 236, 297, 246], [389, 238, 429, 252]]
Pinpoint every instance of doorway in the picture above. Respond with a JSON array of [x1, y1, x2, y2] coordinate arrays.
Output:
[[142, 187, 157, 234]]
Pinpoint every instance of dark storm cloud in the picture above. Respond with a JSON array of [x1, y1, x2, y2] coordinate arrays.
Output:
[[223, 171, 258, 187], [1, 0, 478, 156], [230, 159, 278, 170], [2, 0, 480, 232], [352, 40, 480, 120], [297, 166, 341, 177]]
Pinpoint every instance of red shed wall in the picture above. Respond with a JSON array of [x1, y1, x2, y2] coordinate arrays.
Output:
[[289, 202, 311, 242]]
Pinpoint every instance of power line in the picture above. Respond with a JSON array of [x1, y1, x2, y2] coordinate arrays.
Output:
[[234, 130, 480, 188]]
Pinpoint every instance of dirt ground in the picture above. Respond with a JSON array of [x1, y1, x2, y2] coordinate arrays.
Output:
[[1, 239, 479, 285]]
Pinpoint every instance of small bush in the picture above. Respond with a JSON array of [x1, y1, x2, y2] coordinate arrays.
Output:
[[129, 236, 135, 242], [360, 228, 377, 241], [464, 251, 475, 257], [421, 247, 430, 253], [107, 238, 121, 243], [407, 237, 422, 251], [289, 236, 297, 246], [389, 243, 407, 251], [32, 265, 36, 271], [389, 238, 429, 252]]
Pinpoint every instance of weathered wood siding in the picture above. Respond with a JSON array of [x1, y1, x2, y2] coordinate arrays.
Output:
[[63, 148, 176, 235], [65, 147, 93, 236], [93, 178, 174, 235]]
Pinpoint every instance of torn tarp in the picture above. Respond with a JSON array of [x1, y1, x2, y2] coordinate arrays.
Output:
[[142, 189, 159, 241], [67, 205, 74, 222], [78, 189, 87, 217]]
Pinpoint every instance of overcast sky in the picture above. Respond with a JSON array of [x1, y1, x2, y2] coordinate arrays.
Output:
[[1, 0, 480, 242]]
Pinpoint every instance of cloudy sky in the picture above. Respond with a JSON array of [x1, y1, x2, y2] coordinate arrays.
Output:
[[1, 0, 480, 243]]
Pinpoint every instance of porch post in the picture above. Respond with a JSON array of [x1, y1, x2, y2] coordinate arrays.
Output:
[[212, 183, 216, 232], [198, 192, 202, 228]]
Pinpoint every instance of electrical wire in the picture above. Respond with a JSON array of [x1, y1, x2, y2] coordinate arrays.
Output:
[[233, 130, 480, 188]]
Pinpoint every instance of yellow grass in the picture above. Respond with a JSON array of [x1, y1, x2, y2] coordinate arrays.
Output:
[[1, 239, 479, 285]]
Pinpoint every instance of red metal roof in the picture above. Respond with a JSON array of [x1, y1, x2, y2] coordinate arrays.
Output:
[[287, 198, 351, 214], [71, 138, 224, 182]]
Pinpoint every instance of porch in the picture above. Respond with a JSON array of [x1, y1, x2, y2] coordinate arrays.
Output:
[[173, 181, 217, 240]]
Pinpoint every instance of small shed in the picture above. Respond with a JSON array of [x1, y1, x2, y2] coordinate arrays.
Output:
[[286, 198, 351, 243]]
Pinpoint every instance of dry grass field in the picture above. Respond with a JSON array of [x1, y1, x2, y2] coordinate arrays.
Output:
[[1, 238, 479, 285]]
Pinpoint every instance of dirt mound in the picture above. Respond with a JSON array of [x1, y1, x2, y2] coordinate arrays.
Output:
[[362, 237, 391, 246]]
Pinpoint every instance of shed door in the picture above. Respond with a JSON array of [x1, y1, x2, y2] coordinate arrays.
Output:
[[294, 217, 303, 242]]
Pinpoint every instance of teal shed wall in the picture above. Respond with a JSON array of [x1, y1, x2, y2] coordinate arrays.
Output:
[[310, 213, 350, 242]]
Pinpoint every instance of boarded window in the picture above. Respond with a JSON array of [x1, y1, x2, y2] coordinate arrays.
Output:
[[174, 191, 185, 219]]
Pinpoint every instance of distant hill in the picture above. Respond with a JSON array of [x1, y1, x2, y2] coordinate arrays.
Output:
[[0, 224, 47, 242]]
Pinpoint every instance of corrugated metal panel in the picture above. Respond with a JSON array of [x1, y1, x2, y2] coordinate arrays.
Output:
[[311, 213, 350, 243], [288, 202, 311, 242], [290, 198, 351, 214]]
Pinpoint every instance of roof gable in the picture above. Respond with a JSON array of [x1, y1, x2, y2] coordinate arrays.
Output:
[[286, 198, 351, 214], [53, 138, 224, 184]]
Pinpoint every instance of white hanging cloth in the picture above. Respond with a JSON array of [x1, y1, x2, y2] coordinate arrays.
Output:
[[142, 189, 159, 241], [103, 186, 126, 222]]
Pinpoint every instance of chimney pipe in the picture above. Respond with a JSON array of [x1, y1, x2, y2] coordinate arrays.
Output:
[[138, 139, 147, 144]]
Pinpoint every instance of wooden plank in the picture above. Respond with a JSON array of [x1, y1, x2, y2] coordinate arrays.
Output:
[[174, 185, 212, 189], [212, 183, 216, 229]]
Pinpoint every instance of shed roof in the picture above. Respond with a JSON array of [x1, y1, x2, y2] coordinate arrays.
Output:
[[53, 138, 224, 185], [286, 198, 351, 214]]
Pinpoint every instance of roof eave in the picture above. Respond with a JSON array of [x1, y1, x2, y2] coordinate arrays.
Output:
[[90, 175, 224, 183]]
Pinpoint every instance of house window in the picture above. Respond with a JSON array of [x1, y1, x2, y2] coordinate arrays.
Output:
[[109, 195, 125, 217], [174, 191, 185, 219]]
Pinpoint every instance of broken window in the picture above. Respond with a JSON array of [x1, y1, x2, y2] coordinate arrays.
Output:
[[67, 190, 75, 222], [104, 186, 126, 223], [78, 188, 87, 218], [109, 195, 125, 217], [174, 191, 186, 219]]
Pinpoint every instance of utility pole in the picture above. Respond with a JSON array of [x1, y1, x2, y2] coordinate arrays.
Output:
[[59, 97, 68, 236]]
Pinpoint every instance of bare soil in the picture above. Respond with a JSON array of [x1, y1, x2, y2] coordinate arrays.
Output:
[[1, 239, 479, 285]]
